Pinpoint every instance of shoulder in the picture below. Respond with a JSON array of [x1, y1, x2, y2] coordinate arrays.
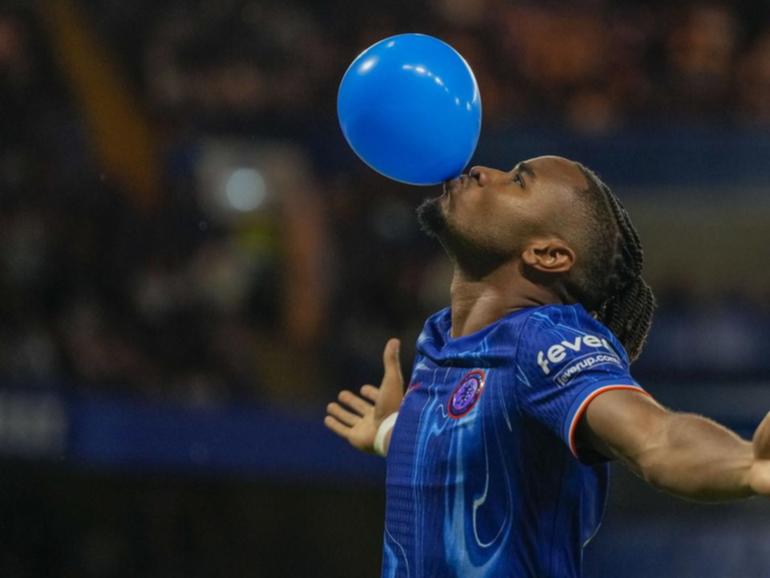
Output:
[[418, 307, 451, 339], [415, 307, 451, 352], [517, 304, 631, 377], [523, 304, 607, 333], [521, 304, 625, 354]]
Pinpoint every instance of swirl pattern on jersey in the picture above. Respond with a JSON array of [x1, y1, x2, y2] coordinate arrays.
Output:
[[382, 304, 643, 578]]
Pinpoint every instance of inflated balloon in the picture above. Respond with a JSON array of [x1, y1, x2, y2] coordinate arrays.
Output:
[[337, 33, 482, 186]]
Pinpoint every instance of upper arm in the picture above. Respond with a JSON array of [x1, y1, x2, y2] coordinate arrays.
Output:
[[579, 388, 756, 501], [577, 389, 669, 472]]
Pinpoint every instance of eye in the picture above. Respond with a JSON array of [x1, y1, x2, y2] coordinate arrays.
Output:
[[512, 172, 524, 187]]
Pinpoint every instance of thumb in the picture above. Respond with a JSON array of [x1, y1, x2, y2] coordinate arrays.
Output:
[[382, 338, 404, 390]]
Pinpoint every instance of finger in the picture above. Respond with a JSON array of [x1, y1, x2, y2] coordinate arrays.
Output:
[[749, 460, 770, 496], [324, 415, 351, 439], [338, 390, 374, 415], [754, 411, 770, 460], [327, 402, 361, 427], [382, 338, 403, 388], [360, 384, 379, 403]]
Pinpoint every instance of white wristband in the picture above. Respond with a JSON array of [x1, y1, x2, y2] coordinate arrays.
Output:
[[374, 412, 399, 457]]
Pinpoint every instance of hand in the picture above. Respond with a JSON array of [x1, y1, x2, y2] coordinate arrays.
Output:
[[749, 411, 770, 495], [324, 338, 405, 453]]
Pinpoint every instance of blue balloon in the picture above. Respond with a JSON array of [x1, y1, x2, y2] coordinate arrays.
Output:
[[337, 33, 482, 186]]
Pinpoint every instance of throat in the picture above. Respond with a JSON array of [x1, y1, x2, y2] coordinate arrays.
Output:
[[449, 263, 565, 338]]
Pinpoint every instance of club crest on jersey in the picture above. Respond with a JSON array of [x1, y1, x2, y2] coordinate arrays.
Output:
[[535, 334, 622, 386], [448, 369, 486, 418]]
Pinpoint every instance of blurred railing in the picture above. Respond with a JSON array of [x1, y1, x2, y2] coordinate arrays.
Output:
[[0, 382, 764, 479], [0, 387, 383, 482]]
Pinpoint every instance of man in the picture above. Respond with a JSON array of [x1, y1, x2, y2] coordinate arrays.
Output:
[[324, 156, 770, 577]]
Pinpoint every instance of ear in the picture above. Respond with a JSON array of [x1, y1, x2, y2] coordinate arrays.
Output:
[[521, 237, 576, 274]]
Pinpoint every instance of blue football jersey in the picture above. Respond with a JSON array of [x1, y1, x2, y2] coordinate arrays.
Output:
[[382, 304, 646, 578]]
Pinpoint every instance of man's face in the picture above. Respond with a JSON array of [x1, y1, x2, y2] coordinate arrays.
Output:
[[418, 155, 590, 263]]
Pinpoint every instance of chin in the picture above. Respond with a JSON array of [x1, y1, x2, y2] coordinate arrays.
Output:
[[416, 196, 448, 239]]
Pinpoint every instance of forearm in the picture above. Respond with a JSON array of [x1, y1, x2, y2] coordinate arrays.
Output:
[[631, 412, 754, 501]]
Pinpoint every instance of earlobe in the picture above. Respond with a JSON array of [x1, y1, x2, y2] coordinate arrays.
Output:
[[522, 239, 575, 273]]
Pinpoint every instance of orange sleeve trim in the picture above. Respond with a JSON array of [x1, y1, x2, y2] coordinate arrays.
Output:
[[568, 385, 651, 459]]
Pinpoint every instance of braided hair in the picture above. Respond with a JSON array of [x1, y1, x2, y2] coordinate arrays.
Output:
[[567, 165, 656, 362]]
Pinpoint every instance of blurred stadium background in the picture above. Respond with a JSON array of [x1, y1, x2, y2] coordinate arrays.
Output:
[[3, 0, 770, 576]]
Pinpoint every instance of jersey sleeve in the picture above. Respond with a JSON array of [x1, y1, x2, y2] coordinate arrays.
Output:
[[515, 306, 648, 462]]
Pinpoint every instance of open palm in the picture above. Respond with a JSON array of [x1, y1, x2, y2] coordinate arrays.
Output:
[[324, 338, 405, 453]]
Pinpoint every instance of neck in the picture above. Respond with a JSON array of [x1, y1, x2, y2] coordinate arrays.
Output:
[[449, 260, 563, 338]]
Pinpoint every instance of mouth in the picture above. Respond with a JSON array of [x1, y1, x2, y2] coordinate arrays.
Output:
[[442, 174, 466, 196]]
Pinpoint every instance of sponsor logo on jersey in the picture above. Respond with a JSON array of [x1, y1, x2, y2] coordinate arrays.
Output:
[[553, 353, 622, 386], [536, 334, 621, 383], [448, 369, 486, 418]]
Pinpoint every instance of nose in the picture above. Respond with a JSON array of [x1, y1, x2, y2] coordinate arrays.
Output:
[[469, 165, 490, 186]]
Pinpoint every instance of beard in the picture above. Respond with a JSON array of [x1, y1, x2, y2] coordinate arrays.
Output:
[[416, 196, 511, 278], [416, 196, 448, 240]]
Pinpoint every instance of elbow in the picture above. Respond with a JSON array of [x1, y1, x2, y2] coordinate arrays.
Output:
[[634, 450, 667, 489], [634, 451, 751, 503], [635, 455, 702, 500], [633, 449, 693, 498]]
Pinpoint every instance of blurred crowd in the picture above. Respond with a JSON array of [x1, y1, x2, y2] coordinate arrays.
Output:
[[132, 0, 770, 130], [2, 0, 770, 407]]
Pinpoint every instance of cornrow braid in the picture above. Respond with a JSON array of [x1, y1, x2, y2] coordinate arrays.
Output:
[[570, 165, 656, 362]]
